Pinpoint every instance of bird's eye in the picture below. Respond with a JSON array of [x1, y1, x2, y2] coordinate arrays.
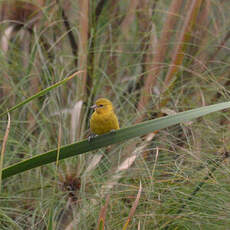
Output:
[[99, 104, 103, 107]]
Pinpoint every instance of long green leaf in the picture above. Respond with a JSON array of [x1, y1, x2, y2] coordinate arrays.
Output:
[[2, 101, 230, 179]]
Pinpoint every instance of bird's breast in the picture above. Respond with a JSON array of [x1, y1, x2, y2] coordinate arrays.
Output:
[[90, 111, 119, 135]]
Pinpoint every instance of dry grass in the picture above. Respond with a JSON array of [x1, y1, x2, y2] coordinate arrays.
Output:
[[0, 0, 230, 229]]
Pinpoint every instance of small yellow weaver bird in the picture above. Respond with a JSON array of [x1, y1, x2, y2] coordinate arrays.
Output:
[[89, 98, 119, 138]]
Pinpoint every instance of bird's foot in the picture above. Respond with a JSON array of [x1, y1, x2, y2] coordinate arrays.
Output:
[[88, 133, 98, 142], [110, 129, 116, 134]]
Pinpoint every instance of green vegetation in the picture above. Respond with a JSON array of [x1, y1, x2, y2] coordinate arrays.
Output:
[[0, 0, 230, 229]]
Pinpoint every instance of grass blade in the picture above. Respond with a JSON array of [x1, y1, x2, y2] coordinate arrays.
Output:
[[122, 182, 142, 230], [0, 71, 83, 117], [0, 113, 11, 191]]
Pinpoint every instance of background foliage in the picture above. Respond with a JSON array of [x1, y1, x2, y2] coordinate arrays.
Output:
[[0, 0, 229, 229]]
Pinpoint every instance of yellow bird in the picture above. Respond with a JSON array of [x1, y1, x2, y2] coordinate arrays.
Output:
[[90, 98, 119, 136]]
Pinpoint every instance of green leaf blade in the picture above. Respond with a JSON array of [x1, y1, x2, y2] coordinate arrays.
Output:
[[2, 101, 230, 179]]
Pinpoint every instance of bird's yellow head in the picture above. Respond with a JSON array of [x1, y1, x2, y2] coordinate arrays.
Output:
[[91, 98, 114, 114]]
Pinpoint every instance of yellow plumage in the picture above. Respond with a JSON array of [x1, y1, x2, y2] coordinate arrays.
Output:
[[90, 98, 119, 135]]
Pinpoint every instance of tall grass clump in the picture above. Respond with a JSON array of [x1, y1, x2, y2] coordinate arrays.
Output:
[[0, 0, 230, 229]]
